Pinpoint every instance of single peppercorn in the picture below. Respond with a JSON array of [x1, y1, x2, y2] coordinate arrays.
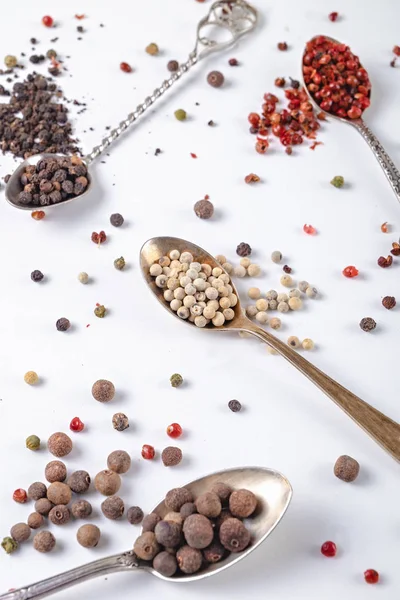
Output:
[[107, 450, 131, 474], [77, 524, 101, 548], [162, 446, 182, 467], [24, 370, 39, 385], [377, 255, 393, 268], [167, 60, 179, 72], [112, 412, 130, 431], [334, 455, 360, 482], [271, 250, 282, 263], [196, 492, 222, 518], [203, 540, 226, 563], [359, 317, 376, 332], [56, 318, 71, 332], [49, 505, 71, 526], [236, 242, 252, 257], [194, 199, 214, 219], [145, 42, 159, 55], [4, 55, 17, 68], [229, 489, 257, 518], [1, 537, 18, 554], [47, 432, 73, 457], [28, 512, 44, 529], [127, 506, 144, 525], [110, 213, 124, 227], [94, 470, 121, 496], [120, 62, 132, 73], [114, 256, 126, 270], [164, 511, 183, 525], [94, 304, 107, 318], [183, 514, 213, 549], [228, 399, 242, 412], [101, 496, 125, 520], [71, 500, 92, 519], [142, 444, 155, 460], [68, 470, 91, 494], [31, 269, 44, 282], [134, 532, 160, 561], [174, 109, 187, 121], [142, 513, 161, 532], [10, 523, 31, 543], [46, 49, 57, 59], [26, 434, 40, 451], [155, 520, 182, 547], [45, 461, 67, 483], [78, 272, 89, 284], [302, 338, 315, 351], [219, 517, 251, 552], [13, 488, 27, 503], [35, 498, 54, 516], [177, 545, 202, 574], [153, 551, 178, 577], [42, 15, 54, 27], [275, 77, 285, 87], [92, 379, 115, 402], [28, 482, 47, 501], [180, 502, 196, 519], [33, 530, 56, 553], [165, 488, 194, 512], [70, 417, 84, 432], [330, 175, 344, 188], [321, 540, 337, 557], [283, 265, 292, 274], [382, 296, 396, 309], [31, 210, 46, 221], [364, 569, 379, 584], [277, 42, 288, 51], [47, 482, 72, 505], [207, 70, 225, 88], [211, 482, 232, 504], [170, 373, 183, 388]]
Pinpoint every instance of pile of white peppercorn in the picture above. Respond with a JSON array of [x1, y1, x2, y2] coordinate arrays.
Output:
[[150, 250, 238, 328]]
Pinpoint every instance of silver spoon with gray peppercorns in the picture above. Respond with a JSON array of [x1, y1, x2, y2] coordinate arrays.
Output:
[[0, 467, 292, 598], [5, 0, 257, 210], [140, 236, 400, 464]]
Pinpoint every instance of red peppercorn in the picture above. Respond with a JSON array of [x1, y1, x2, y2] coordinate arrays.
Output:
[[342, 265, 359, 278], [364, 569, 379, 584], [31, 210, 45, 221], [321, 541, 337, 557], [120, 62, 132, 73], [255, 140, 269, 154], [393, 46, 400, 57], [70, 417, 85, 432], [328, 12, 339, 22], [248, 112, 260, 127], [141, 444, 155, 460], [42, 15, 54, 27], [166, 423, 183, 439], [91, 231, 106, 245], [347, 106, 362, 119], [13, 489, 28, 503], [285, 146, 293, 155], [377, 255, 393, 268], [277, 42, 288, 51], [303, 224, 316, 235], [228, 58, 238, 66]]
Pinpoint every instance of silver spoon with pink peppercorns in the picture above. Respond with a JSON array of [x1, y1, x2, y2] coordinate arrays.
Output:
[[140, 236, 400, 463], [5, 0, 257, 211], [0, 467, 292, 599], [301, 34, 400, 203]]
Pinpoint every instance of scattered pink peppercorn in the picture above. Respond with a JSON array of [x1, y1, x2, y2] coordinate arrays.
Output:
[[244, 173, 260, 184], [70, 417, 84, 432], [13, 489, 28, 504], [321, 541, 337, 557], [166, 423, 183, 439], [342, 265, 359, 278], [228, 58, 238, 66], [393, 46, 400, 57], [377, 255, 393, 268], [328, 12, 339, 21], [303, 224, 316, 235], [380, 221, 389, 233], [141, 444, 155, 460], [364, 569, 379, 584], [31, 210, 45, 221], [91, 231, 106, 245], [277, 42, 288, 51], [42, 15, 54, 27], [120, 62, 132, 73]]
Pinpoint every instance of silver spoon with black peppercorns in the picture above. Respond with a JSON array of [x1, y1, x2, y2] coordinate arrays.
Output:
[[140, 236, 400, 463], [0, 467, 292, 598], [5, 0, 257, 211]]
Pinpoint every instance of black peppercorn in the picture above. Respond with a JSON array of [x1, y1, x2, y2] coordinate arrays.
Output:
[[110, 213, 124, 227], [167, 60, 179, 72], [112, 412, 130, 431], [228, 399, 242, 412], [236, 242, 252, 257], [194, 199, 214, 220], [359, 317, 376, 332], [207, 71, 225, 88], [56, 317, 71, 332], [382, 296, 396, 309], [31, 269, 44, 282]]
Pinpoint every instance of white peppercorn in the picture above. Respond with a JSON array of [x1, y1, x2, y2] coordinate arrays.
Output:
[[271, 251, 282, 263], [177, 306, 190, 319], [223, 308, 235, 321], [78, 272, 89, 284], [194, 292, 206, 303], [246, 305, 258, 318], [190, 263, 201, 273], [240, 257, 251, 268], [186, 268, 198, 280], [222, 262, 233, 274], [269, 299, 278, 310], [195, 316, 208, 327], [205, 287, 218, 300], [219, 297, 231, 310], [302, 338, 315, 350], [207, 300, 219, 311], [248, 287, 261, 300], [306, 286, 318, 298], [215, 255, 227, 265], [212, 267, 223, 277], [164, 289, 174, 302], [266, 290, 278, 301], [180, 252, 193, 263], [219, 286, 229, 297], [289, 289, 301, 298], [225, 284, 233, 294], [247, 264, 261, 277], [287, 336, 301, 348], [256, 311, 268, 324], [169, 249, 181, 260], [159, 256, 170, 267], [270, 317, 281, 330], [266, 346, 278, 355], [229, 294, 238, 307], [288, 297, 303, 311], [170, 260, 182, 270], [277, 293, 288, 303], [183, 295, 196, 308], [256, 299, 268, 312], [170, 299, 182, 312], [234, 265, 247, 278], [162, 267, 172, 276], [203, 306, 216, 319], [280, 275, 293, 288], [298, 281, 309, 293], [174, 287, 186, 300], [185, 283, 196, 295], [212, 312, 225, 326], [201, 264, 212, 276], [277, 301, 289, 313], [191, 304, 203, 316], [156, 275, 168, 288], [167, 278, 180, 291]]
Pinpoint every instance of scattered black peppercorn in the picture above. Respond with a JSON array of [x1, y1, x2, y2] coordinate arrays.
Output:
[[31, 269, 44, 282], [334, 455, 360, 482], [359, 317, 376, 332], [127, 506, 144, 525], [228, 399, 242, 412], [56, 317, 71, 332], [236, 242, 252, 257], [167, 60, 179, 72], [382, 295, 396, 309], [289, 77, 300, 89], [283, 265, 292, 274], [207, 119, 215, 126], [112, 412, 130, 431], [207, 71, 225, 88], [110, 213, 124, 227], [194, 199, 214, 219]]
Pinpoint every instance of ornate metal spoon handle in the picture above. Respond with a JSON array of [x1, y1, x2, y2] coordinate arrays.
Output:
[[0, 552, 139, 600], [85, 0, 257, 164], [353, 119, 400, 202]]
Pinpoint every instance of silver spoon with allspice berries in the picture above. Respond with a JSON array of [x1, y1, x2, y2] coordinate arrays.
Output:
[[5, 0, 257, 211], [0, 466, 292, 598], [140, 236, 400, 464]]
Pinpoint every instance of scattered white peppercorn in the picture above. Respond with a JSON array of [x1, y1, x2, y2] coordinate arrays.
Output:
[[256, 299, 268, 312], [270, 317, 281, 330], [269, 299, 278, 310], [277, 301, 289, 313], [266, 290, 278, 301], [287, 336, 301, 348], [247, 264, 261, 277], [280, 275, 293, 288], [215, 255, 227, 264], [234, 265, 247, 278], [288, 297, 303, 311], [212, 312, 225, 326], [302, 338, 315, 350], [169, 249, 181, 260], [298, 281, 309, 293], [289, 289, 301, 298], [271, 251, 282, 264], [223, 308, 235, 321], [255, 311, 268, 324], [222, 262, 233, 274], [159, 256, 170, 267], [247, 287, 261, 300], [78, 272, 89, 284], [306, 286, 318, 298], [239, 257, 251, 268], [277, 293, 288, 303], [246, 305, 258, 318]]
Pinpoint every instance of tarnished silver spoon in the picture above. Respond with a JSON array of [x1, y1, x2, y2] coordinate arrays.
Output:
[[301, 35, 400, 203], [5, 0, 257, 210], [0, 466, 292, 599], [140, 236, 400, 463]]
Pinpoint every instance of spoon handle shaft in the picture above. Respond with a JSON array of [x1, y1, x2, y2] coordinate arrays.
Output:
[[245, 324, 400, 462], [0, 552, 138, 600], [354, 120, 400, 203]]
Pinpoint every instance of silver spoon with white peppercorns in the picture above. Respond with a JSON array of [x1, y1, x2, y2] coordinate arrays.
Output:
[[5, 0, 257, 210], [140, 236, 400, 463], [0, 467, 291, 598]]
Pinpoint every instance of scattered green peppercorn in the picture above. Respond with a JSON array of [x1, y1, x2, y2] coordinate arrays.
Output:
[[26, 434, 41, 451], [145, 43, 159, 56], [330, 175, 344, 188], [94, 304, 106, 318], [170, 373, 183, 388], [174, 109, 187, 121], [1, 536, 18, 554], [46, 49, 57, 59], [4, 55, 17, 68], [114, 256, 126, 270]]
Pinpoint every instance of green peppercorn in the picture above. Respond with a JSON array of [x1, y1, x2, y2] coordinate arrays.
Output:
[[170, 373, 183, 388], [114, 256, 126, 270], [94, 304, 106, 318], [145, 43, 159, 56], [330, 175, 344, 188], [4, 55, 17, 68], [46, 49, 57, 59], [174, 109, 187, 121], [1, 536, 18, 554], [26, 435, 41, 451]]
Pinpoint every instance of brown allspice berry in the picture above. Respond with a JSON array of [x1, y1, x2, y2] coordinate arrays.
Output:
[[47, 482, 72, 505], [167, 60, 179, 72], [127, 506, 144, 525], [215, 509, 234, 531], [165, 488, 194, 512], [112, 412, 129, 431], [101, 496, 125, 520], [207, 70, 225, 88], [180, 502, 196, 519], [359, 317, 376, 332], [382, 296, 396, 309], [47, 432, 73, 457], [27, 512, 44, 530], [10, 523, 31, 543], [142, 513, 161, 532], [155, 520, 182, 547], [33, 530, 56, 553], [45, 460, 67, 483], [194, 199, 214, 219], [28, 481, 47, 501], [35, 498, 54, 516], [153, 551, 178, 577], [195, 492, 222, 518], [133, 532, 160, 561], [183, 514, 213, 549], [94, 470, 121, 496], [334, 455, 360, 482], [203, 540, 226, 563], [164, 512, 183, 526], [176, 545, 202, 574], [49, 505, 71, 526], [107, 449, 131, 474], [67, 470, 91, 494], [92, 379, 115, 403], [71, 500, 92, 519], [161, 446, 182, 467], [219, 517, 251, 552], [211, 482, 232, 504], [229, 489, 258, 518], [77, 524, 101, 548]]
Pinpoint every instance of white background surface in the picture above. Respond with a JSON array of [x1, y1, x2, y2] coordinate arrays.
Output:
[[0, 0, 399, 598]]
